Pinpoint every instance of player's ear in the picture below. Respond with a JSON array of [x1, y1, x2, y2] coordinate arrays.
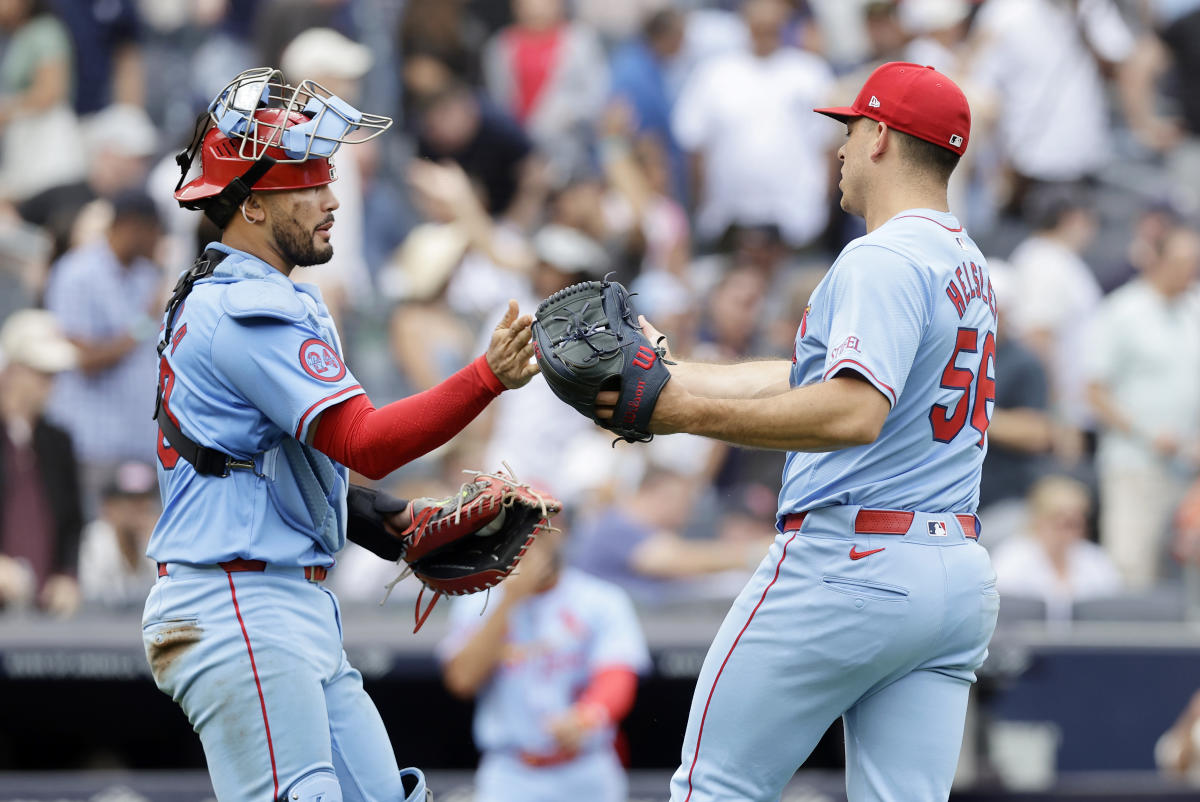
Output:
[[869, 122, 890, 163], [241, 194, 266, 225]]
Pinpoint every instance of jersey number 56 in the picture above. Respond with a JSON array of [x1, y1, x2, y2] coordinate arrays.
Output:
[[929, 328, 996, 447]]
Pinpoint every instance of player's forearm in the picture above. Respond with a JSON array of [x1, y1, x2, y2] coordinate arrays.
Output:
[[69, 335, 139, 374], [1085, 381, 1134, 436], [987, 407, 1054, 453], [654, 376, 889, 451], [631, 534, 760, 579], [312, 355, 505, 479], [441, 597, 520, 699], [670, 359, 792, 400]]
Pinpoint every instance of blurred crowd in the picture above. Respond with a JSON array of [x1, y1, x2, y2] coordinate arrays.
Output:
[[0, 0, 1198, 636]]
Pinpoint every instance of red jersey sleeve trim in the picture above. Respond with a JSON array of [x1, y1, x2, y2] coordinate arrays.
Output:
[[823, 358, 897, 406]]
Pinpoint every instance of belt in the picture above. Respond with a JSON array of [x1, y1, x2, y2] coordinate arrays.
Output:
[[781, 509, 978, 539], [517, 748, 582, 768], [157, 558, 327, 582]]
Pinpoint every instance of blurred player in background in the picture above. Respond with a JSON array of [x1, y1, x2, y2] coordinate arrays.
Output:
[[438, 527, 649, 802], [609, 63, 998, 801]]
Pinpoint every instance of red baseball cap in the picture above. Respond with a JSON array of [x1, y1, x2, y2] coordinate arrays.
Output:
[[814, 62, 971, 156]]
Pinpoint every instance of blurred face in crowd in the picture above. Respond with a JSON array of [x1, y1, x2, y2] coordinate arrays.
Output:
[[253, 185, 340, 268], [0, 363, 55, 419], [110, 215, 163, 265], [1046, 205, 1098, 252], [420, 90, 480, 154], [1149, 226, 1200, 297], [710, 267, 767, 353], [550, 179, 606, 241], [640, 472, 696, 531], [103, 494, 160, 546], [744, 0, 789, 55], [0, 0, 34, 30], [648, 11, 685, 60], [1029, 477, 1091, 557], [513, 0, 563, 30]]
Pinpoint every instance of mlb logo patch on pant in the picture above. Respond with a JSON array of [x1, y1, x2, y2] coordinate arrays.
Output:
[[928, 520, 948, 537]]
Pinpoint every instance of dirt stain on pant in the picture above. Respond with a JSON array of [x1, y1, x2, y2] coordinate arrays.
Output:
[[147, 621, 203, 680]]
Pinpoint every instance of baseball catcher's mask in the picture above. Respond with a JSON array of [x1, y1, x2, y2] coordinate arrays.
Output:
[[175, 67, 393, 226]]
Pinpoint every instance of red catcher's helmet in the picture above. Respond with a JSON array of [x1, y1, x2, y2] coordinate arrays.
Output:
[[175, 108, 337, 204]]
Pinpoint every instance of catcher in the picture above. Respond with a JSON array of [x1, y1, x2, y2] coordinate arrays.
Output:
[[143, 67, 557, 802]]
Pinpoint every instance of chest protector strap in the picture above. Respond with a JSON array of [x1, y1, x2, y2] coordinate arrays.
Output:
[[154, 248, 255, 477]]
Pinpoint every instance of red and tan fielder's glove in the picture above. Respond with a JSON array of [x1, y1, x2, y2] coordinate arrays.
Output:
[[383, 466, 562, 631]]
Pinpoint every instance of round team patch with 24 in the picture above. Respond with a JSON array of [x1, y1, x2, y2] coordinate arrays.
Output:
[[300, 338, 346, 382]]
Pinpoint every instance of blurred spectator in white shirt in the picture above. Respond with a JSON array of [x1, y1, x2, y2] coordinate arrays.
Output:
[[17, 103, 157, 263], [672, 0, 835, 249], [1086, 223, 1200, 589], [78, 460, 158, 609], [991, 474, 1123, 622], [969, 0, 1136, 213], [0, 0, 86, 202], [484, 0, 609, 183], [1006, 189, 1102, 463]]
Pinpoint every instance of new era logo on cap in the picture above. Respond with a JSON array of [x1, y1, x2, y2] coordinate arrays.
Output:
[[868, 95, 881, 108]]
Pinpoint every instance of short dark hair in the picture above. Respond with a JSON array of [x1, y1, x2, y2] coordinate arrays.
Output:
[[894, 129, 960, 183]]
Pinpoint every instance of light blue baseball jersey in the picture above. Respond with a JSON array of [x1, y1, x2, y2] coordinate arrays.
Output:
[[438, 568, 651, 755], [780, 209, 997, 518], [147, 242, 365, 567]]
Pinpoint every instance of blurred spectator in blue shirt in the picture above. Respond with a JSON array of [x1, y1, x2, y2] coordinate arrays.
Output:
[[48, 0, 143, 115], [608, 7, 688, 203], [43, 190, 165, 513], [569, 469, 769, 605]]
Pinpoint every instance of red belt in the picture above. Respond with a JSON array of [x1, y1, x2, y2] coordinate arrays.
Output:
[[517, 748, 581, 768], [157, 558, 327, 581], [781, 509, 978, 539]]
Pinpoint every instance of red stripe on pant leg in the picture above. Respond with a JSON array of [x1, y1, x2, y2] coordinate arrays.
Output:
[[684, 533, 797, 802], [227, 573, 279, 801]]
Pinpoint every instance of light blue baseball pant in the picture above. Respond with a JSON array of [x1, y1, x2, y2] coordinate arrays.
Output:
[[670, 506, 999, 802], [143, 566, 424, 802], [475, 749, 627, 802]]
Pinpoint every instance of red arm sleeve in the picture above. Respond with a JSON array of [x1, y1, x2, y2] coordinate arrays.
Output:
[[576, 667, 639, 725], [312, 354, 506, 480]]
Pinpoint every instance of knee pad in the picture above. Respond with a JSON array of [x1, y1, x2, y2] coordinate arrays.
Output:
[[282, 769, 342, 802], [399, 767, 430, 802]]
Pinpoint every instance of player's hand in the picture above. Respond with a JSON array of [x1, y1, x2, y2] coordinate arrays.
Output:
[[0, 555, 35, 608], [485, 300, 539, 389], [546, 703, 607, 754], [39, 574, 80, 618], [639, 315, 673, 362], [1151, 432, 1181, 460], [501, 534, 557, 600]]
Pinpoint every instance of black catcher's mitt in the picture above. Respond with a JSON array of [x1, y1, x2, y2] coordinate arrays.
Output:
[[532, 278, 672, 443], [376, 467, 561, 632]]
